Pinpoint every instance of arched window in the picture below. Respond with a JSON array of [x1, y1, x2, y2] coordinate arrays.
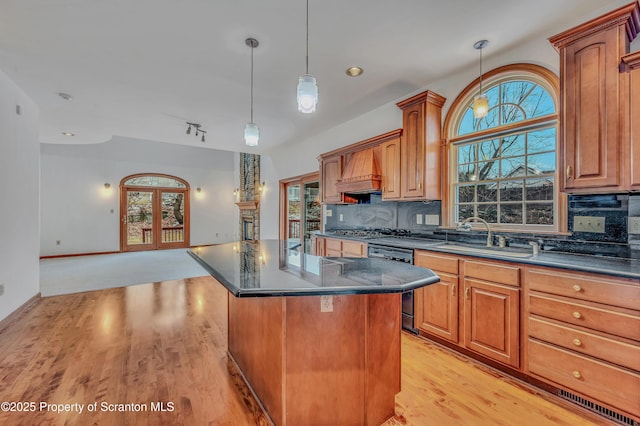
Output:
[[443, 64, 561, 232]]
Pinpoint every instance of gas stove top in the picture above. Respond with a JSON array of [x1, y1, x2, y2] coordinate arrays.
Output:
[[328, 229, 412, 239]]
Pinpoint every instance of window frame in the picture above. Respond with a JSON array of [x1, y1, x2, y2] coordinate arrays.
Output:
[[442, 64, 567, 234]]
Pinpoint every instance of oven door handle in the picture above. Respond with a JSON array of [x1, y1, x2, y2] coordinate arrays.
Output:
[[368, 253, 387, 259]]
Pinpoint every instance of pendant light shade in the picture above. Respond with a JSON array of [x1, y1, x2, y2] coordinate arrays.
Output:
[[297, 74, 318, 113], [472, 39, 489, 119], [297, 0, 318, 114], [244, 122, 259, 146], [245, 37, 260, 146]]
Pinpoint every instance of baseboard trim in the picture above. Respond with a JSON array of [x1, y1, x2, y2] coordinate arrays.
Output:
[[0, 293, 41, 335], [40, 251, 120, 260]]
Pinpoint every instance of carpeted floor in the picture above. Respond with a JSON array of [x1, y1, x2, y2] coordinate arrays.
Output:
[[39, 249, 208, 296]]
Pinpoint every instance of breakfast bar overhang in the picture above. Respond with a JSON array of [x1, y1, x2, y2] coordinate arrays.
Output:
[[189, 240, 439, 426]]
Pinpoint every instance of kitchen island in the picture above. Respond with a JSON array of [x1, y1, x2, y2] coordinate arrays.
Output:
[[188, 240, 439, 426]]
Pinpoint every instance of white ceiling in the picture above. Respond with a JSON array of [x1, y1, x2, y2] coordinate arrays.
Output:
[[0, 0, 630, 154]]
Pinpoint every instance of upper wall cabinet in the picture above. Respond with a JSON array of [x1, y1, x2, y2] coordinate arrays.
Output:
[[622, 51, 640, 190], [396, 90, 446, 200], [320, 155, 344, 204], [549, 2, 640, 193]]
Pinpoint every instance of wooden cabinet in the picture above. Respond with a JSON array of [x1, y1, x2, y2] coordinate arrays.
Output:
[[314, 237, 367, 258], [414, 251, 459, 343], [525, 266, 640, 419], [622, 51, 640, 190], [320, 155, 343, 203], [414, 251, 520, 368], [380, 136, 402, 200], [396, 90, 446, 200], [549, 3, 640, 193]]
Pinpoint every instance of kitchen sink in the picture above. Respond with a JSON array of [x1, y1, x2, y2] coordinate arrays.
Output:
[[436, 243, 532, 258]]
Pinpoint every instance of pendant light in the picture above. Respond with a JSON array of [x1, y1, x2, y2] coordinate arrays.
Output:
[[244, 38, 260, 146], [473, 40, 489, 119], [296, 0, 318, 113]]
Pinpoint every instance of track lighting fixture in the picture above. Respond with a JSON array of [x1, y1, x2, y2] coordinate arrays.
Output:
[[185, 122, 206, 142]]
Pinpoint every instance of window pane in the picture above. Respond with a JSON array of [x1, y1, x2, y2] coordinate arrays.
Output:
[[458, 144, 476, 164], [458, 164, 477, 182], [477, 160, 499, 180], [458, 108, 476, 136], [525, 178, 554, 201], [501, 134, 525, 158], [477, 107, 499, 131], [527, 152, 556, 175], [501, 156, 526, 178], [477, 204, 497, 223], [527, 128, 556, 154], [124, 176, 186, 188], [521, 85, 555, 118], [526, 203, 554, 225], [458, 205, 475, 221], [500, 204, 523, 224], [457, 185, 475, 203], [478, 139, 499, 162], [161, 192, 184, 243], [477, 183, 497, 202], [500, 180, 523, 202], [501, 103, 525, 125]]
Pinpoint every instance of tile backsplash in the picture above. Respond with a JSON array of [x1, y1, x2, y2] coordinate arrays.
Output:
[[324, 193, 640, 258]]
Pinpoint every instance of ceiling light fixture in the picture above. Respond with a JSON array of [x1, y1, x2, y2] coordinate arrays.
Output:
[[57, 92, 73, 101], [62, 132, 75, 136], [346, 67, 363, 77], [244, 38, 260, 147], [186, 122, 206, 142], [473, 40, 489, 119], [296, 0, 318, 113]]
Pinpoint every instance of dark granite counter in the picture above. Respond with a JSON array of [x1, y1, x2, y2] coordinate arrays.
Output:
[[320, 233, 640, 280], [188, 239, 440, 297]]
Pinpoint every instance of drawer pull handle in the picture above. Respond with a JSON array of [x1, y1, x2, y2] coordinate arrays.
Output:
[[573, 311, 582, 319], [566, 165, 573, 179], [465, 287, 470, 300], [572, 285, 582, 292], [451, 284, 456, 296], [572, 370, 582, 379], [573, 338, 582, 346]]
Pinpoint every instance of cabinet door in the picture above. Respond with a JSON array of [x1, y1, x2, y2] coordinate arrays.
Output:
[[400, 102, 426, 199], [380, 138, 401, 200], [629, 63, 640, 189], [561, 27, 622, 191], [314, 237, 325, 256], [342, 240, 366, 258], [324, 238, 342, 256], [415, 272, 459, 343], [321, 156, 343, 203], [463, 278, 520, 368]]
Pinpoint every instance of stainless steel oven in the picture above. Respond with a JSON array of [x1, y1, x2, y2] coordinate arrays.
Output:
[[367, 244, 418, 334]]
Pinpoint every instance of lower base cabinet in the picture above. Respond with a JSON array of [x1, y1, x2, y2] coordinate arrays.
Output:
[[313, 236, 367, 257], [414, 251, 520, 368]]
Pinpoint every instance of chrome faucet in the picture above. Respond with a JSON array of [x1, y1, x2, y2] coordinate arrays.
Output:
[[457, 216, 493, 247]]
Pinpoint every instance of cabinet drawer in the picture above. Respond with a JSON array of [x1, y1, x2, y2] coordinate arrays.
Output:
[[463, 260, 520, 287], [529, 293, 640, 341], [526, 268, 639, 310], [414, 251, 458, 275], [528, 316, 640, 370], [342, 240, 366, 257], [528, 339, 640, 417]]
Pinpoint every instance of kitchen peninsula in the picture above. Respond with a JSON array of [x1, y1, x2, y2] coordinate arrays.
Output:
[[188, 240, 439, 426]]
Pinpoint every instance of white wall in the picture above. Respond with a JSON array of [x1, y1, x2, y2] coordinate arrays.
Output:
[[0, 70, 40, 322], [41, 136, 238, 256]]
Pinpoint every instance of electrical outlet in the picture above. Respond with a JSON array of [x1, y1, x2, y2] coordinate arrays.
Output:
[[0, 283, 4, 296], [320, 295, 333, 312], [326, 209, 333, 217], [425, 214, 440, 225], [416, 214, 423, 225], [629, 217, 640, 235], [573, 216, 605, 233], [339, 214, 344, 222]]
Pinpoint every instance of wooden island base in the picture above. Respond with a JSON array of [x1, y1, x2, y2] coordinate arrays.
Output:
[[228, 291, 401, 426]]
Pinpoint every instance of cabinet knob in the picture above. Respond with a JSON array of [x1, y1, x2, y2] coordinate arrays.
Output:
[[572, 370, 582, 379], [566, 165, 573, 179], [573, 311, 582, 319], [573, 338, 582, 346], [572, 284, 582, 292]]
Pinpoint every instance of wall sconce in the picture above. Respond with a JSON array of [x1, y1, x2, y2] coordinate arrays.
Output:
[[260, 181, 266, 192], [196, 187, 202, 193], [104, 183, 111, 189], [233, 188, 240, 196], [186, 122, 207, 142]]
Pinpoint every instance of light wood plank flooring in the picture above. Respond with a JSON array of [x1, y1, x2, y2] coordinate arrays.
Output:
[[0, 276, 613, 425]]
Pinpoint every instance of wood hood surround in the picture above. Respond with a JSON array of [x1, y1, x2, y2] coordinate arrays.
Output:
[[335, 148, 382, 194]]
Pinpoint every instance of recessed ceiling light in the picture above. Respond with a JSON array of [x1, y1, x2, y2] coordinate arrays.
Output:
[[345, 67, 363, 77], [57, 92, 73, 101], [62, 132, 75, 136]]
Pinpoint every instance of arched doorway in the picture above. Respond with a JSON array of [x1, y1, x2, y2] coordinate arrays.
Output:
[[120, 173, 190, 252]]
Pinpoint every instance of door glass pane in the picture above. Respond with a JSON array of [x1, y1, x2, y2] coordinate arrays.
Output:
[[127, 191, 154, 245], [287, 185, 301, 248], [303, 181, 320, 253], [161, 192, 185, 243]]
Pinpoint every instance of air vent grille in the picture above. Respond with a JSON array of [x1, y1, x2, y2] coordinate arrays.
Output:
[[557, 389, 638, 426]]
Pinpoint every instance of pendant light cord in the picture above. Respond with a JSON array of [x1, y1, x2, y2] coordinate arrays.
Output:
[[478, 46, 483, 95], [250, 43, 254, 123], [305, 0, 309, 74]]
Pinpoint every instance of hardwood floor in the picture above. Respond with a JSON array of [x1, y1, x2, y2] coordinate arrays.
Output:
[[0, 276, 613, 425]]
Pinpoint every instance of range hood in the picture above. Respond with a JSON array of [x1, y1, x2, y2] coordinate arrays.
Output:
[[335, 148, 381, 194]]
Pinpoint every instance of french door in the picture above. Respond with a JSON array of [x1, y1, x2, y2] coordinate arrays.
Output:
[[280, 172, 320, 253], [120, 174, 190, 252]]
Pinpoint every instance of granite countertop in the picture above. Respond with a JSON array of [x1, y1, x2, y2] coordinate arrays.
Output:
[[188, 240, 440, 297], [320, 233, 640, 280]]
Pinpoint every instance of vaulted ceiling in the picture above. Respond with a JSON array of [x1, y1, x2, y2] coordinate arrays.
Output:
[[0, 0, 629, 153]]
